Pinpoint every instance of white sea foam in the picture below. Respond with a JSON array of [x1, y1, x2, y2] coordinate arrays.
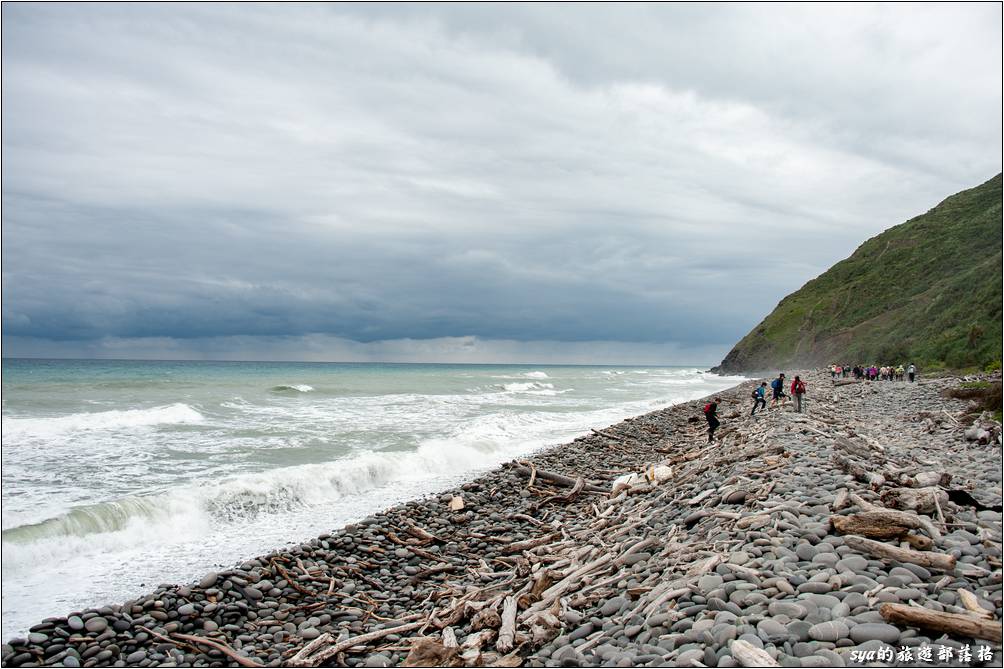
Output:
[[1, 403, 203, 438], [0, 363, 746, 638], [523, 371, 549, 379], [500, 381, 555, 392]]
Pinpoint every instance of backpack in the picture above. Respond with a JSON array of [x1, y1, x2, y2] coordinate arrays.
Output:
[[794, 380, 805, 394], [771, 379, 780, 391], [703, 403, 713, 414], [751, 388, 759, 399]]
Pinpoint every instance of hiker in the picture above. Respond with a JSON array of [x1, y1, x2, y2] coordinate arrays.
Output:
[[896, 364, 905, 381], [791, 375, 807, 413], [908, 363, 916, 383], [703, 397, 721, 443], [835, 364, 842, 378], [769, 373, 787, 409], [751, 382, 767, 415]]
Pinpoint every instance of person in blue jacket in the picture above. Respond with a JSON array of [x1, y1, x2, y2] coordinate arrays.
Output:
[[769, 373, 787, 409], [751, 382, 767, 415]]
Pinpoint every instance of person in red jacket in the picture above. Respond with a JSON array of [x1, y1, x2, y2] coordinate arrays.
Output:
[[791, 375, 807, 413]]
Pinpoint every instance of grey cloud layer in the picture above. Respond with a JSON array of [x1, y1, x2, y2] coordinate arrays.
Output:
[[2, 3, 1001, 361]]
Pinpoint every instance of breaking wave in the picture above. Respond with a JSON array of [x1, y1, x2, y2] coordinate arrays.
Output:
[[1, 404, 203, 438], [269, 384, 315, 393]]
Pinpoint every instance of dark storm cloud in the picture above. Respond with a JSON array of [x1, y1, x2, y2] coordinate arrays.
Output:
[[2, 3, 1001, 362]]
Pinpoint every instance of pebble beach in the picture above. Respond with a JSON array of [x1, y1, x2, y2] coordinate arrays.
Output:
[[3, 371, 1002, 668]]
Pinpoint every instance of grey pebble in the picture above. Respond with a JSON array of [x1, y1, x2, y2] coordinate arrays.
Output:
[[808, 621, 849, 642]]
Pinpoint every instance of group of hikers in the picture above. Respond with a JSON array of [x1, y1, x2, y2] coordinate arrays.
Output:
[[703, 361, 922, 443], [829, 363, 916, 382], [702, 372, 808, 443]]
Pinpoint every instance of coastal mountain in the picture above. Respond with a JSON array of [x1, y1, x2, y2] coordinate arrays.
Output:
[[714, 174, 1003, 374]]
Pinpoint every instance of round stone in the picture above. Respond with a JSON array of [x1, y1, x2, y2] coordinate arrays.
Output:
[[835, 556, 868, 573], [769, 601, 807, 619], [83, 618, 108, 633], [808, 621, 849, 642], [600, 596, 628, 616], [698, 575, 724, 592], [199, 572, 219, 589], [126, 651, 147, 664], [849, 623, 900, 645]]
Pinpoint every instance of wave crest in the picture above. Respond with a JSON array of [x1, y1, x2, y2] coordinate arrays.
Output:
[[270, 384, 315, 393], [2, 403, 203, 438]]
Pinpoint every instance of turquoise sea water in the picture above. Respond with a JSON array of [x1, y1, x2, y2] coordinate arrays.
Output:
[[0, 358, 744, 637]]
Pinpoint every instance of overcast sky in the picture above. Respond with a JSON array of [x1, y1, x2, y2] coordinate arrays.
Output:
[[2, 3, 1001, 364]]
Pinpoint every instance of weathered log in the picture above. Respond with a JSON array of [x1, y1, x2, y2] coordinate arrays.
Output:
[[511, 462, 608, 494], [880, 603, 1002, 643], [503, 533, 559, 554], [843, 535, 956, 571], [831, 512, 911, 541], [170, 633, 263, 668], [832, 453, 885, 488], [906, 471, 952, 488], [496, 596, 518, 653], [835, 437, 880, 461], [849, 493, 941, 541], [903, 534, 934, 551], [401, 638, 463, 667], [405, 524, 444, 543], [591, 428, 621, 441], [288, 621, 425, 667], [832, 379, 860, 387], [958, 589, 994, 619], [880, 486, 948, 515], [730, 639, 781, 667]]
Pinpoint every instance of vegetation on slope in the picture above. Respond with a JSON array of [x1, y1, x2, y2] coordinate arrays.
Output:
[[715, 174, 1003, 373]]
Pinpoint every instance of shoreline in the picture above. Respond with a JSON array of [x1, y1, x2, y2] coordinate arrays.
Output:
[[3, 372, 1002, 668]]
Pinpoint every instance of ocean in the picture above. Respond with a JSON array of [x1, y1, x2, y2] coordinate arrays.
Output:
[[0, 358, 743, 638]]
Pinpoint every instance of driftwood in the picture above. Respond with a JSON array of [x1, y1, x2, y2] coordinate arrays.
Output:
[[880, 486, 949, 515], [903, 471, 952, 488], [504, 533, 559, 554], [832, 379, 860, 387], [534, 477, 586, 507], [591, 428, 621, 441], [495, 596, 518, 653], [169, 633, 263, 667], [843, 535, 956, 571], [401, 638, 463, 667], [405, 524, 444, 543], [511, 462, 608, 494], [730, 639, 780, 667], [903, 534, 934, 551], [880, 603, 1002, 643], [288, 621, 426, 667], [831, 512, 913, 541], [849, 493, 941, 541], [832, 453, 885, 488], [958, 589, 994, 619]]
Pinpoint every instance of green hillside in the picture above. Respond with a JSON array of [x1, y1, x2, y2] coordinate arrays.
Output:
[[714, 174, 1003, 374]]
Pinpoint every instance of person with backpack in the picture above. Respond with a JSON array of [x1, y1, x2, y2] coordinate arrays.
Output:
[[908, 363, 916, 382], [703, 397, 721, 443], [769, 373, 786, 409], [790, 375, 807, 413], [750, 382, 767, 415]]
